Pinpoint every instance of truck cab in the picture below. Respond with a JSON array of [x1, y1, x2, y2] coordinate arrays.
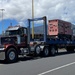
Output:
[[5, 25, 28, 46], [0, 25, 28, 62]]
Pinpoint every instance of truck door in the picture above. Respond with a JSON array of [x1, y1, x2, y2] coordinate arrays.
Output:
[[19, 27, 27, 47]]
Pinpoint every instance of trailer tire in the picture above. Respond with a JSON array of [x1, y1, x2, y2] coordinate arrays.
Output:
[[50, 47, 56, 56], [6, 48, 18, 63], [43, 47, 49, 57]]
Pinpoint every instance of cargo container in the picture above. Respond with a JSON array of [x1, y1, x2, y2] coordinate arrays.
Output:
[[48, 19, 72, 39]]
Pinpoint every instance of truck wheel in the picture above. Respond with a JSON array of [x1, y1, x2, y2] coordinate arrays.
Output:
[[50, 47, 56, 56], [34, 45, 41, 56], [43, 47, 49, 57], [6, 48, 18, 63]]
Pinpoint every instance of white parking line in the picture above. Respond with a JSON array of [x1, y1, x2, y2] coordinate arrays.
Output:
[[38, 62, 75, 75]]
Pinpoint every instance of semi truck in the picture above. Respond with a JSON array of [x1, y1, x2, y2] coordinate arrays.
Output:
[[0, 16, 75, 63]]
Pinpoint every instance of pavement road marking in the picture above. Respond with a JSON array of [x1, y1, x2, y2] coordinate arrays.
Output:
[[38, 62, 75, 75]]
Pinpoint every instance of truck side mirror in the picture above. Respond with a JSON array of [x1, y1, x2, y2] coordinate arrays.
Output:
[[17, 35, 21, 44]]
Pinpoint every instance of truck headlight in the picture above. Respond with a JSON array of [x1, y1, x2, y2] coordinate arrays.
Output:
[[0, 45, 6, 51], [0, 48, 5, 50]]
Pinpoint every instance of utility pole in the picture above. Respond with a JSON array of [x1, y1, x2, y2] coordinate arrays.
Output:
[[0, 9, 5, 35], [32, 0, 34, 39]]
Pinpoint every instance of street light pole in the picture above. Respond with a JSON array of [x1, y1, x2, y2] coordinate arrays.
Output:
[[0, 9, 5, 34], [32, 0, 34, 39]]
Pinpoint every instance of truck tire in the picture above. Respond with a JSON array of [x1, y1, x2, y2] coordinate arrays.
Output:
[[6, 48, 18, 63], [34, 45, 41, 56], [43, 47, 49, 57], [50, 47, 56, 56]]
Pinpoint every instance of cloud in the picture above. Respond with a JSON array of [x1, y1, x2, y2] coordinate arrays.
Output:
[[0, 0, 75, 23]]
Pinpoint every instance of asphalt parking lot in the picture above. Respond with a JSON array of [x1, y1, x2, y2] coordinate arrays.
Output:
[[0, 49, 75, 75]]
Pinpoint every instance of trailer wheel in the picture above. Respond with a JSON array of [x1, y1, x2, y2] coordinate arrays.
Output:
[[34, 45, 41, 56], [50, 47, 56, 56], [43, 47, 49, 57], [6, 48, 18, 63]]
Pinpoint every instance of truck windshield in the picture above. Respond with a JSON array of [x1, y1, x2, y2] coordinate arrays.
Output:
[[5, 30, 18, 35]]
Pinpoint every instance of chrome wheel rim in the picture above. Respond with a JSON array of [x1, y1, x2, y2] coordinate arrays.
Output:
[[44, 48, 49, 56], [51, 48, 55, 55], [36, 46, 41, 55], [9, 51, 15, 60]]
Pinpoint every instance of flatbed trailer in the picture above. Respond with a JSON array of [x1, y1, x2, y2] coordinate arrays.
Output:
[[28, 16, 75, 56]]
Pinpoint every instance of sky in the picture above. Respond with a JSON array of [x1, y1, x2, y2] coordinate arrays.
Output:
[[0, 0, 75, 34]]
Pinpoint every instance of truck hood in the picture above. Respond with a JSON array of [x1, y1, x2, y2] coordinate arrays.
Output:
[[0, 36, 17, 45]]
